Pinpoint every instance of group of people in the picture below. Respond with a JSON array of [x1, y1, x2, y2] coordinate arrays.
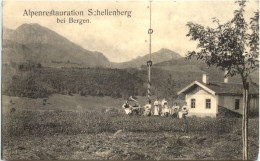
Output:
[[122, 97, 189, 119]]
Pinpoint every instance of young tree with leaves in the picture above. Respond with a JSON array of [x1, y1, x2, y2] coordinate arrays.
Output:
[[185, 1, 258, 160]]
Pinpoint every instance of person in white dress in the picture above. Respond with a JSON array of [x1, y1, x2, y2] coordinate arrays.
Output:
[[143, 102, 152, 116], [161, 98, 167, 108], [153, 98, 160, 116], [178, 102, 188, 119], [122, 101, 132, 115], [161, 98, 170, 117]]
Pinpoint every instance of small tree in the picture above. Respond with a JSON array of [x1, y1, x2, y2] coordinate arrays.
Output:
[[164, 74, 176, 105], [186, 1, 258, 160], [155, 74, 176, 104]]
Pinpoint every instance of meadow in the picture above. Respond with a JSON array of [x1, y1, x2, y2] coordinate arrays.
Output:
[[2, 94, 259, 160]]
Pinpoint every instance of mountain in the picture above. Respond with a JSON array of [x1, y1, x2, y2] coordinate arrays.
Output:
[[3, 24, 183, 69], [122, 56, 258, 99], [3, 24, 258, 100], [152, 57, 259, 87], [3, 24, 111, 68], [112, 48, 182, 69]]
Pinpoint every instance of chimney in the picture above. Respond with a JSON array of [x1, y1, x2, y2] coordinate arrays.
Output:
[[224, 69, 228, 83], [202, 73, 209, 84]]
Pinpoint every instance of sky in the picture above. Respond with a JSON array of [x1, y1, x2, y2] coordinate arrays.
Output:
[[2, 1, 259, 62]]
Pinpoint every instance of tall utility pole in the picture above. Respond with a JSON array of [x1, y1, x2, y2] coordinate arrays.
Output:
[[147, 0, 153, 104]]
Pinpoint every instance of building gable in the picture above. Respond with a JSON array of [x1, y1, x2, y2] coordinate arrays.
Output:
[[186, 85, 214, 96], [177, 81, 216, 96]]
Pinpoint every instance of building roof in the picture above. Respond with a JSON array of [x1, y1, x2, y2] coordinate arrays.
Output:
[[177, 81, 259, 96]]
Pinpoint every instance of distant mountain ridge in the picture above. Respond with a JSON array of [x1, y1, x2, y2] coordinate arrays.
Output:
[[3, 23, 183, 68], [2, 24, 258, 101], [3, 23, 111, 68], [113, 48, 182, 68]]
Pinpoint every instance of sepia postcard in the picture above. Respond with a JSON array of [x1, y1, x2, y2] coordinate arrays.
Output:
[[2, 0, 259, 160]]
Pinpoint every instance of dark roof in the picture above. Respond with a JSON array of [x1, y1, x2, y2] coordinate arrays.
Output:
[[178, 81, 259, 96], [200, 81, 258, 95]]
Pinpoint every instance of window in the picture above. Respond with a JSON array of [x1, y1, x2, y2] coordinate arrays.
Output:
[[206, 99, 211, 109], [191, 99, 196, 108], [235, 99, 240, 110]]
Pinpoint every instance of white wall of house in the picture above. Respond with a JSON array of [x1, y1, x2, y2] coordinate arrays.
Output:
[[218, 95, 259, 115], [185, 86, 218, 117], [218, 95, 243, 114]]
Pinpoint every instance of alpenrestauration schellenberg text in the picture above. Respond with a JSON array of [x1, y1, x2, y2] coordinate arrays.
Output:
[[23, 9, 132, 25]]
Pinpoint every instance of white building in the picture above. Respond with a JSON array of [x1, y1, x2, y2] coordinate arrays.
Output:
[[177, 74, 259, 117]]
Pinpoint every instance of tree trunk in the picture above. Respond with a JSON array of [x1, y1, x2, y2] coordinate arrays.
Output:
[[242, 82, 249, 160]]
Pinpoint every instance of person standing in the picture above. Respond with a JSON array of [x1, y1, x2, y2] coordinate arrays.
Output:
[[171, 102, 180, 117], [179, 102, 188, 119], [161, 98, 170, 117], [153, 98, 160, 116], [143, 101, 152, 116]]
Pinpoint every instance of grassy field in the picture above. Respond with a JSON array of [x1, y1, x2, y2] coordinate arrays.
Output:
[[2, 94, 259, 160]]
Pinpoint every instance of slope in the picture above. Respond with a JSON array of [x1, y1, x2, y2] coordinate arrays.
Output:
[[113, 48, 182, 69], [3, 24, 111, 67]]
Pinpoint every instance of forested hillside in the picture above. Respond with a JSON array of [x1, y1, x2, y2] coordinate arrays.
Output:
[[3, 65, 146, 99], [3, 57, 258, 100], [153, 57, 259, 86]]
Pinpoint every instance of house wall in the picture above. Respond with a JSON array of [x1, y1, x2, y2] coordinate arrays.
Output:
[[185, 86, 217, 117], [249, 96, 259, 113], [218, 95, 259, 115], [218, 95, 243, 114]]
